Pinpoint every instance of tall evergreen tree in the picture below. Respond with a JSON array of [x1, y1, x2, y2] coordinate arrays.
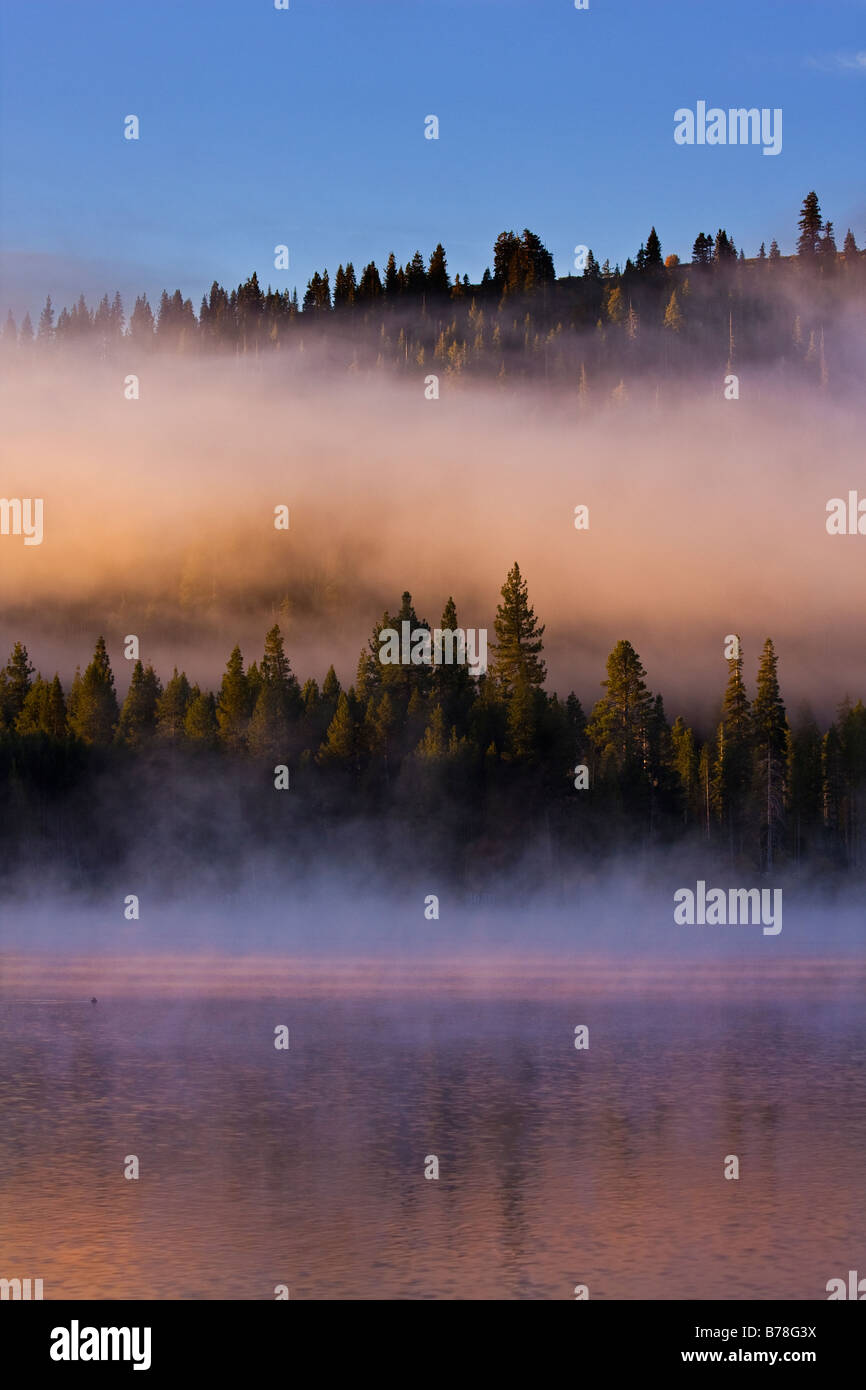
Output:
[[357, 261, 383, 304], [384, 253, 400, 300], [15, 673, 67, 737], [248, 625, 300, 758], [37, 296, 54, 342], [129, 294, 155, 345], [488, 563, 546, 700], [184, 686, 219, 747], [67, 637, 118, 744], [406, 251, 427, 297], [644, 226, 663, 268], [796, 191, 823, 261], [671, 715, 699, 824], [356, 591, 432, 708], [432, 596, 473, 732], [751, 638, 788, 868], [116, 661, 162, 747], [818, 220, 837, 273], [317, 690, 357, 767], [427, 243, 450, 297], [712, 638, 752, 853], [216, 646, 251, 750], [586, 640, 654, 783], [155, 668, 192, 740], [0, 641, 34, 729]]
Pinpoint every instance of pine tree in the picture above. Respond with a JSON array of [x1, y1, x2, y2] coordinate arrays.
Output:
[[711, 638, 752, 852], [698, 740, 714, 839], [663, 289, 683, 332], [493, 231, 521, 292], [645, 226, 663, 268], [565, 692, 586, 759], [691, 232, 712, 267], [1, 309, 16, 351], [818, 220, 837, 273], [433, 596, 473, 732], [129, 294, 155, 346], [333, 264, 357, 310], [116, 661, 162, 747], [646, 693, 679, 830], [216, 646, 250, 750], [751, 638, 788, 868], [357, 262, 383, 305], [0, 641, 34, 729], [427, 244, 450, 297], [586, 640, 654, 783], [364, 690, 396, 775], [488, 563, 546, 699], [417, 704, 447, 760], [67, 637, 118, 744], [14, 675, 48, 735], [155, 668, 192, 740], [248, 625, 300, 758], [322, 665, 341, 704], [184, 687, 219, 746], [384, 253, 400, 300], [605, 286, 625, 323], [671, 716, 699, 824], [37, 296, 54, 342], [521, 229, 555, 286], [796, 191, 823, 261], [15, 673, 68, 738], [505, 675, 542, 761], [356, 591, 431, 708], [247, 660, 262, 711], [44, 675, 67, 738], [110, 291, 125, 339], [317, 691, 357, 767], [406, 251, 427, 297]]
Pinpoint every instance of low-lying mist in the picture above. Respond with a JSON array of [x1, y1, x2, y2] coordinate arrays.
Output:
[[1, 857, 864, 974], [1, 353, 864, 729]]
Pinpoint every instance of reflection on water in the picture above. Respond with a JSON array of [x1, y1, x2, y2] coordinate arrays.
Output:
[[0, 968, 864, 1299]]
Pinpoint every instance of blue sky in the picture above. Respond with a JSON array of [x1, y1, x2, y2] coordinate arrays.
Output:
[[1, 0, 864, 318]]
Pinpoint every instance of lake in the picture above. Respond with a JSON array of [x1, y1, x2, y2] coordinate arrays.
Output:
[[1, 955, 863, 1299]]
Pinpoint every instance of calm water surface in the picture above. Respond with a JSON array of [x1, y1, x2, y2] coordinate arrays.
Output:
[[1, 984, 864, 1299]]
